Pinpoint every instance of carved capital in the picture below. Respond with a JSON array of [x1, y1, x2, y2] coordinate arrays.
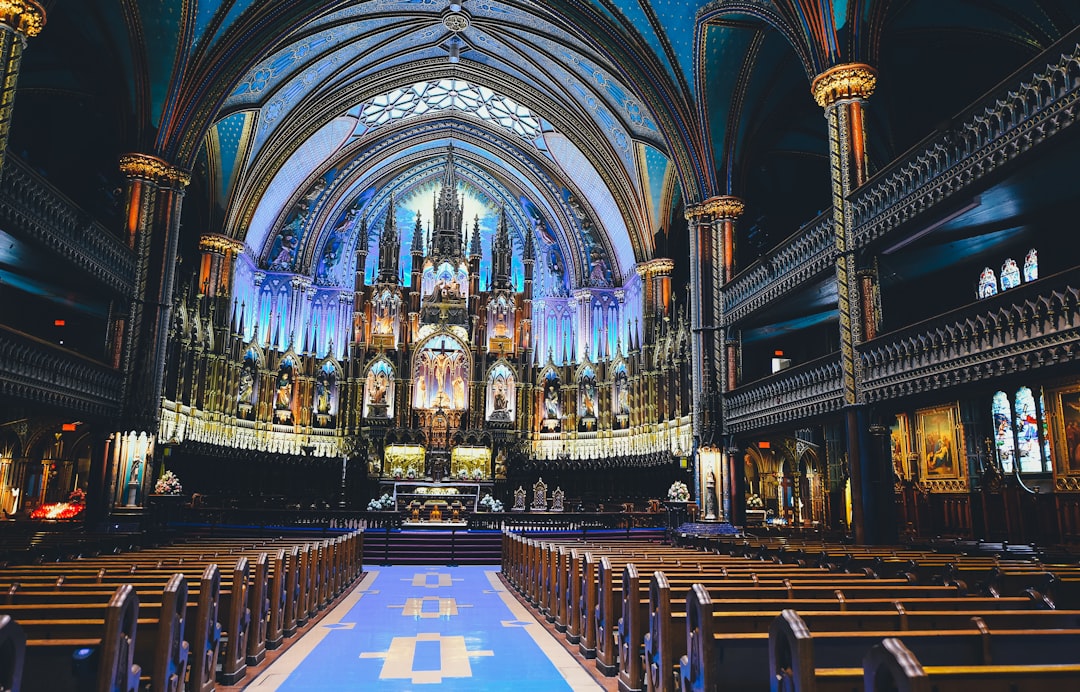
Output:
[[119, 153, 191, 189], [635, 258, 675, 278], [199, 234, 245, 255], [812, 63, 877, 108], [0, 0, 45, 38], [685, 195, 744, 221]]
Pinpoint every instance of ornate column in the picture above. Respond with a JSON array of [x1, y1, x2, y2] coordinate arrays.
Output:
[[812, 63, 887, 543], [0, 1, 45, 177], [686, 196, 742, 521], [198, 234, 245, 298], [112, 153, 190, 511]]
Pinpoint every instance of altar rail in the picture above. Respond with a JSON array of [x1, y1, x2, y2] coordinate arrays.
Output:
[[163, 506, 666, 533]]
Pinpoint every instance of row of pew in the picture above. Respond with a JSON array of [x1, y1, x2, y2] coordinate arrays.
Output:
[[0, 530, 363, 692], [501, 531, 1080, 691]]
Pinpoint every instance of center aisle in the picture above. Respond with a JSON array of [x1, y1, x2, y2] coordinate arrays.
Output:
[[249, 565, 603, 691]]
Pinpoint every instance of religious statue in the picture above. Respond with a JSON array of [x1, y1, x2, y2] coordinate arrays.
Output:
[[414, 373, 427, 408], [276, 369, 292, 409], [493, 380, 508, 411], [544, 382, 559, 419], [238, 367, 254, 403], [315, 376, 331, 414], [452, 375, 465, 409]]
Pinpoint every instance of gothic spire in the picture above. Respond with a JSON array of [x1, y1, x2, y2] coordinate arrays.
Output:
[[492, 206, 512, 288], [377, 194, 401, 283], [470, 215, 481, 258]]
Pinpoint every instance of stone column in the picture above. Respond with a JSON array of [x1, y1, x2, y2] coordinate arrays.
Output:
[[0, 1, 45, 177], [812, 63, 891, 543], [112, 154, 190, 511]]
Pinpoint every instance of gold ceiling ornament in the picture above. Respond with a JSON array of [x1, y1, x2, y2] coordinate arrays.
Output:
[[0, 0, 46, 38], [635, 258, 675, 278], [811, 63, 877, 108], [199, 234, 245, 255], [119, 153, 191, 188]]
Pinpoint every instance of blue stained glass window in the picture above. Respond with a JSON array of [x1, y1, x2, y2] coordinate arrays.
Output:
[[978, 267, 997, 298], [1023, 248, 1038, 282], [1014, 386, 1045, 473], [992, 391, 1015, 472], [1000, 258, 1021, 291]]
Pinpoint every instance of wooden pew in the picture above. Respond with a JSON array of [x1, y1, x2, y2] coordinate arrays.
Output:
[[17, 584, 141, 692], [0, 614, 23, 692], [862, 636, 1080, 692], [769, 609, 1080, 692]]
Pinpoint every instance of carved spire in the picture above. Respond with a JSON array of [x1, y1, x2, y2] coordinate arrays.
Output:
[[492, 206, 512, 288], [470, 215, 481, 258], [432, 143, 465, 258], [378, 194, 401, 283], [524, 219, 535, 262]]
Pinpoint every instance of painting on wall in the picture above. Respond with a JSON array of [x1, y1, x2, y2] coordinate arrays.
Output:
[[1047, 382, 1080, 475], [917, 404, 963, 480], [890, 414, 910, 480]]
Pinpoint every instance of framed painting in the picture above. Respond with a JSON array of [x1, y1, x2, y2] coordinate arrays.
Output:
[[1048, 382, 1080, 475], [890, 414, 910, 479], [917, 405, 962, 480]]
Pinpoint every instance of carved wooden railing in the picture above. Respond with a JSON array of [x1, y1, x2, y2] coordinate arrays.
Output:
[[859, 268, 1080, 403], [850, 27, 1080, 248], [724, 355, 844, 433], [0, 155, 134, 296], [721, 212, 834, 325], [0, 324, 122, 417]]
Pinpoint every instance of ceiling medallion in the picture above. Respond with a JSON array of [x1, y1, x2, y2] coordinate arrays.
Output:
[[442, 9, 470, 33]]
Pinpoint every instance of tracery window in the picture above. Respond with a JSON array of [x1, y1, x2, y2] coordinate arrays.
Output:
[[360, 79, 545, 142]]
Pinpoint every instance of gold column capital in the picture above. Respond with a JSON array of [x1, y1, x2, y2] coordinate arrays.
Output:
[[686, 195, 744, 221], [119, 153, 191, 188], [0, 0, 46, 38], [199, 233, 245, 255], [811, 63, 877, 108], [635, 258, 675, 278]]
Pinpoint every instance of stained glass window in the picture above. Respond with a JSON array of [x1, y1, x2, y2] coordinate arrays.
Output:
[[1014, 386, 1047, 473], [1000, 258, 1021, 291], [992, 391, 1015, 472], [978, 267, 997, 298], [1023, 248, 1038, 282]]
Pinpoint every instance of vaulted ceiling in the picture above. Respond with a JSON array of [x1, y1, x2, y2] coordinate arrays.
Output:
[[11, 1, 1080, 298]]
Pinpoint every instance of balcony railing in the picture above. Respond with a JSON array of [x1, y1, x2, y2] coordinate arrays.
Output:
[[859, 267, 1080, 402], [724, 355, 844, 433], [0, 155, 134, 296], [0, 324, 122, 418]]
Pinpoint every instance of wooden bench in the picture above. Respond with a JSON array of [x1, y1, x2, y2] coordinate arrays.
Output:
[[863, 636, 1080, 691]]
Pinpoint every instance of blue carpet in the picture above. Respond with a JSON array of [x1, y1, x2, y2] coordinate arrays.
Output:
[[274, 565, 592, 690], [677, 521, 741, 535]]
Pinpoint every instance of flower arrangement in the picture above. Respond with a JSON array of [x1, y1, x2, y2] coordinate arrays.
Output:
[[472, 467, 484, 480], [667, 481, 690, 502], [405, 466, 417, 479], [479, 493, 503, 512], [68, 487, 87, 504], [154, 470, 183, 495], [391, 465, 404, 479], [367, 493, 395, 511], [457, 467, 469, 479], [746, 493, 764, 509]]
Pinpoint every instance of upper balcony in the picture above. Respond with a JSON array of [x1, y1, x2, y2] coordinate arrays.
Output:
[[724, 354, 845, 434]]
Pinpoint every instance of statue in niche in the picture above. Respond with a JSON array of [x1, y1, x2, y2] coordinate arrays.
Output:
[[238, 366, 254, 404], [315, 375, 331, 414], [275, 369, 293, 409], [414, 373, 427, 408], [373, 295, 394, 335], [493, 379, 508, 412], [544, 380, 560, 419]]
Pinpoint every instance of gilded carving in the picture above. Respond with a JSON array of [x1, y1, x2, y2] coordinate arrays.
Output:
[[0, 0, 46, 38], [119, 153, 192, 188], [199, 234, 245, 255], [811, 63, 877, 108]]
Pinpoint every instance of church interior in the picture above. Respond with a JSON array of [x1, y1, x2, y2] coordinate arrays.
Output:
[[3, 1, 1080, 689]]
